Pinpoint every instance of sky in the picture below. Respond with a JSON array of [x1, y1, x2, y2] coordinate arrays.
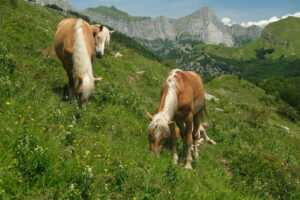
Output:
[[68, 0, 300, 27]]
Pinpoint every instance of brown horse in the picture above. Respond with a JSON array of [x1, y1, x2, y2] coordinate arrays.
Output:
[[54, 18, 113, 103], [146, 69, 207, 169]]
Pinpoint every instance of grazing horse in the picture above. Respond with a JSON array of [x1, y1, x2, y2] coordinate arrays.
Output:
[[146, 69, 206, 169], [54, 18, 113, 103]]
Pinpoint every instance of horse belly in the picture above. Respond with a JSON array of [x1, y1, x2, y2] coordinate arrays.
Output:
[[193, 100, 202, 115]]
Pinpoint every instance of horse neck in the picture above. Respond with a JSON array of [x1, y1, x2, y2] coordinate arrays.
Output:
[[73, 19, 94, 99], [156, 74, 178, 121]]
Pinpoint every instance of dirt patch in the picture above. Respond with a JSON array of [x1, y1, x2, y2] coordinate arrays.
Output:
[[43, 46, 57, 59], [221, 158, 232, 177]]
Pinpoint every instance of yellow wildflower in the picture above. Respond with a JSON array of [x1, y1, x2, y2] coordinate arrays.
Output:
[[86, 150, 91, 155], [42, 127, 46, 131], [28, 106, 31, 109], [18, 179, 23, 183], [31, 118, 34, 121], [104, 168, 108, 172], [1, 189, 5, 193], [15, 122, 19, 125], [6, 102, 11, 105], [133, 197, 136, 200]]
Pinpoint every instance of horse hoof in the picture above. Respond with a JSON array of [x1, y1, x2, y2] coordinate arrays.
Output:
[[184, 163, 193, 169]]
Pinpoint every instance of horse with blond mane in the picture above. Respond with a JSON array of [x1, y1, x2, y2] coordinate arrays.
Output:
[[146, 69, 207, 169], [54, 18, 113, 103]]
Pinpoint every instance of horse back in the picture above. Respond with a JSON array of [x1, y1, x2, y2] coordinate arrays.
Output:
[[54, 18, 95, 65]]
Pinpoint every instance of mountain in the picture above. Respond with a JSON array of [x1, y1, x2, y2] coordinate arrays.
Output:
[[1, 1, 299, 199], [83, 6, 262, 55], [196, 16, 300, 60]]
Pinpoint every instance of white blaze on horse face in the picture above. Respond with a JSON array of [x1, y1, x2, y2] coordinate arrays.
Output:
[[155, 129, 161, 139]]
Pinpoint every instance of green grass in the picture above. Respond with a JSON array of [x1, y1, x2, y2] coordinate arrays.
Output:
[[0, 0, 299, 199]]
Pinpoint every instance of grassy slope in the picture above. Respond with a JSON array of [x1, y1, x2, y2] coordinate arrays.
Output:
[[196, 17, 300, 60], [0, 1, 299, 199], [85, 5, 150, 22]]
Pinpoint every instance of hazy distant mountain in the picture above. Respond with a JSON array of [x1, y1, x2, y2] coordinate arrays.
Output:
[[83, 6, 262, 55]]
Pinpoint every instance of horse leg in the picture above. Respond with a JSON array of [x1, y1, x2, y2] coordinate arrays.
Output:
[[192, 112, 202, 159], [170, 124, 178, 165], [67, 70, 75, 100], [184, 113, 194, 169], [203, 129, 217, 145]]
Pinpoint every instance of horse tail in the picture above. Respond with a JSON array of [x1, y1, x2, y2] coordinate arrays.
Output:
[[72, 19, 94, 102]]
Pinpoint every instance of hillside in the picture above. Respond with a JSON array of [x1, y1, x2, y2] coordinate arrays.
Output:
[[0, 1, 299, 199], [196, 17, 300, 60], [85, 5, 151, 22]]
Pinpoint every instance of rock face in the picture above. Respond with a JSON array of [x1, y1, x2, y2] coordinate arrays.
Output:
[[84, 7, 234, 46], [227, 24, 262, 46], [83, 6, 261, 55]]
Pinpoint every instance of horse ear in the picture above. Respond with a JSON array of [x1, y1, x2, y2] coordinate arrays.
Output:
[[99, 25, 104, 32], [91, 25, 99, 36], [109, 30, 115, 34], [168, 121, 175, 125], [146, 111, 153, 120]]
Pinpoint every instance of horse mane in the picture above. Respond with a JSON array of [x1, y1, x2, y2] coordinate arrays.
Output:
[[148, 69, 181, 138], [72, 19, 94, 101]]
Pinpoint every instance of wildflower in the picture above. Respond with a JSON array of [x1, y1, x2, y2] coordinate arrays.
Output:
[[133, 197, 136, 200], [18, 179, 23, 183], [86, 150, 91, 155], [1, 189, 4, 193], [6, 102, 11, 105], [66, 131, 71, 135], [31, 118, 35, 121], [104, 168, 108, 172], [96, 125, 99, 128], [28, 106, 31, 109], [0, 179, 2, 183], [42, 127, 46, 131], [15, 121, 19, 125]]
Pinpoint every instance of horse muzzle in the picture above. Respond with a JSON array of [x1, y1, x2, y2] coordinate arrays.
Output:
[[96, 52, 103, 59]]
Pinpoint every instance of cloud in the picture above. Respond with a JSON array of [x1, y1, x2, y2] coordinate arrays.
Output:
[[222, 18, 231, 26], [240, 12, 300, 27]]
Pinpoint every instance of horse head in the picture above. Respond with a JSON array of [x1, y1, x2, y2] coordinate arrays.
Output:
[[146, 111, 174, 154], [91, 24, 114, 59]]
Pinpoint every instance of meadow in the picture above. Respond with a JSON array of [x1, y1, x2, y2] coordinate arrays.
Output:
[[0, 0, 299, 199]]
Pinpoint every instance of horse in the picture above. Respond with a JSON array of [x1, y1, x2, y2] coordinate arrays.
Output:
[[54, 18, 114, 103], [146, 69, 207, 169]]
